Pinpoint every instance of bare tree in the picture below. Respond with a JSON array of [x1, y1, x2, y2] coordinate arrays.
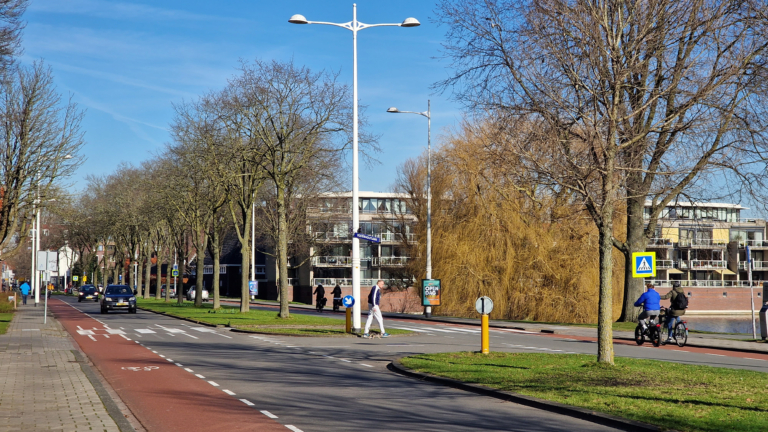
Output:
[[435, 0, 768, 364], [0, 0, 26, 69]]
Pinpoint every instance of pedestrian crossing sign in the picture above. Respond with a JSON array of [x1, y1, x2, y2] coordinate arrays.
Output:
[[631, 252, 656, 278]]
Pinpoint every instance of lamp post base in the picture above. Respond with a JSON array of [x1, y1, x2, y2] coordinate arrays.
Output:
[[424, 306, 432, 318]]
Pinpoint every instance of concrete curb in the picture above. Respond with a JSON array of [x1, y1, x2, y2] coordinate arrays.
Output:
[[136, 307, 222, 328], [388, 358, 667, 432]]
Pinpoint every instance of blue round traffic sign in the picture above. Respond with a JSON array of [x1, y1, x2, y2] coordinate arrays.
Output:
[[342, 295, 355, 308]]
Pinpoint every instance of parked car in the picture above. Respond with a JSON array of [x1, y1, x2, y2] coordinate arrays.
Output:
[[78, 285, 100, 302], [186, 287, 209, 302], [160, 284, 176, 298], [100, 285, 137, 314]]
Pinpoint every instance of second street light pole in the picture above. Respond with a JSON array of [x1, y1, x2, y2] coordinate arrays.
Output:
[[387, 101, 432, 318], [289, 4, 419, 332]]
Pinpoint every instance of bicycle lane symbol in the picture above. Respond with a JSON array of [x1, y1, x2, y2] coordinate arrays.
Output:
[[121, 366, 160, 371]]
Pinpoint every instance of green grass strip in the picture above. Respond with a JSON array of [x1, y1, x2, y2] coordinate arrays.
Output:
[[0, 312, 14, 335], [401, 352, 768, 432]]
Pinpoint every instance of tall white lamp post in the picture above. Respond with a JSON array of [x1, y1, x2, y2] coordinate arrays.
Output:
[[289, 4, 419, 332], [387, 101, 432, 317]]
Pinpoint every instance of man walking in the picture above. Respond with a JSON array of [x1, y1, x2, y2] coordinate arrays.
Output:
[[363, 280, 390, 338], [20, 281, 30, 305]]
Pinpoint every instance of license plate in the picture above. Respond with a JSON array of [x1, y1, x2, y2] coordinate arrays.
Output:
[[117, 302, 127, 306], [86, 296, 92, 299]]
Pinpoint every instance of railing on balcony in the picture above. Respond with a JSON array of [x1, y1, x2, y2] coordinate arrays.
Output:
[[738, 239, 768, 248], [737, 218, 766, 224], [648, 238, 674, 247], [644, 279, 764, 288], [656, 260, 675, 269], [677, 239, 728, 248], [679, 260, 727, 269], [312, 278, 376, 287], [311, 256, 353, 266], [373, 257, 409, 266], [739, 261, 768, 270], [312, 232, 352, 241]]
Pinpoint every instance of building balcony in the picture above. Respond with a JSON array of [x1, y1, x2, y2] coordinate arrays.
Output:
[[679, 260, 727, 270], [656, 260, 676, 269], [677, 239, 728, 248], [738, 240, 768, 249], [312, 278, 376, 287], [373, 257, 409, 266], [647, 238, 674, 248], [644, 279, 763, 288], [311, 256, 353, 267], [738, 261, 768, 271]]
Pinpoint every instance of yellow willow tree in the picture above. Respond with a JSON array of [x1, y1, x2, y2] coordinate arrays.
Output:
[[397, 119, 625, 325]]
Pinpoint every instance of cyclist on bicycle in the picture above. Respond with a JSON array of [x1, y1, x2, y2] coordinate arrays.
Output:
[[634, 282, 661, 331], [660, 281, 687, 343]]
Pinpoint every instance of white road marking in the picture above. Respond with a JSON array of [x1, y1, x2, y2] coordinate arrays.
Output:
[[184, 368, 194, 373], [77, 326, 84, 331], [159, 355, 166, 358], [208, 381, 219, 387], [183, 333, 199, 339], [450, 328, 481, 333], [175, 363, 183, 367], [195, 374, 205, 379], [135, 341, 140, 344], [223, 389, 236, 395], [285, 426, 303, 432], [189, 327, 216, 333], [260, 410, 277, 418], [106, 329, 126, 335], [152, 351, 158, 353], [339, 359, 352, 363], [166, 359, 174, 362], [135, 329, 156, 334], [77, 330, 95, 335], [86, 335, 97, 341], [119, 334, 131, 340], [360, 363, 373, 368], [494, 328, 537, 334], [240, 399, 254, 406], [392, 326, 432, 333], [104, 335, 110, 338], [707, 354, 726, 357]]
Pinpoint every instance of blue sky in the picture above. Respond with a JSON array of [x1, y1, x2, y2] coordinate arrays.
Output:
[[21, 0, 461, 194]]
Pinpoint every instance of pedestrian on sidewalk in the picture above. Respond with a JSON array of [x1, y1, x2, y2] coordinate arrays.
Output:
[[364, 280, 390, 338], [20, 281, 30, 305]]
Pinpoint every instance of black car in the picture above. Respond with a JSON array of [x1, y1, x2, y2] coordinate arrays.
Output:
[[78, 285, 99, 302], [100, 285, 137, 314]]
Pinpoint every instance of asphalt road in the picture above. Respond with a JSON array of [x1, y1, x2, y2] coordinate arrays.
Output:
[[54, 296, 768, 431]]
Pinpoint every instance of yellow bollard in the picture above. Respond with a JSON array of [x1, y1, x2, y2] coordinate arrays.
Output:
[[346, 307, 352, 334], [481, 314, 489, 354]]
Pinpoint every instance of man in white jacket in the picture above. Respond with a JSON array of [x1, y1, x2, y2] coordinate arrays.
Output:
[[363, 280, 390, 338]]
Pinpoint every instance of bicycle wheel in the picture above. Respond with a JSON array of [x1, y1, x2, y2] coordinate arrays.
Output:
[[675, 322, 688, 347], [634, 325, 645, 345], [650, 326, 661, 347], [660, 324, 669, 345]]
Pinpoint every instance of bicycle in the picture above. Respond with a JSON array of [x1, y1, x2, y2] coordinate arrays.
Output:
[[659, 306, 689, 347], [634, 315, 661, 347]]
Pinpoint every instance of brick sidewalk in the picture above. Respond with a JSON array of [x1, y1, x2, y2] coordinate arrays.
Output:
[[0, 302, 121, 432]]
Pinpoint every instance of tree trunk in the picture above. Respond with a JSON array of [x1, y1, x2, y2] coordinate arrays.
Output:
[[619, 194, 646, 322], [597, 217, 615, 365], [137, 259, 144, 297], [277, 185, 290, 319], [211, 231, 221, 310], [239, 206, 252, 313], [195, 232, 208, 307], [155, 251, 163, 300], [144, 252, 151, 299], [177, 257, 186, 305]]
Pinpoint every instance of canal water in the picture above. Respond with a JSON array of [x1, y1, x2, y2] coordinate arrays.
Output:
[[684, 315, 763, 335]]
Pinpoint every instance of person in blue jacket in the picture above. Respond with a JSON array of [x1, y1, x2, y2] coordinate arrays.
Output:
[[19, 281, 30, 305], [634, 282, 661, 330]]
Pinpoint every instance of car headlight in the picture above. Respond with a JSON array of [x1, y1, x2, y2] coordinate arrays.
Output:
[[78, 292, 83, 296], [129, 297, 136, 301], [105, 297, 113, 302]]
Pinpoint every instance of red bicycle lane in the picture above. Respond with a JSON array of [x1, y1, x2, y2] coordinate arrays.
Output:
[[50, 299, 287, 432]]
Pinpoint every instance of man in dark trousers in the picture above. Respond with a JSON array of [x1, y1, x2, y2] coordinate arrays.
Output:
[[313, 284, 326, 312], [363, 280, 390, 338], [20, 281, 30, 305], [660, 281, 687, 343], [331, 284, 342, 312]]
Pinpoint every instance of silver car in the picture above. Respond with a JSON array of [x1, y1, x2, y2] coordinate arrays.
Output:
[[186, 287, 209, 302]]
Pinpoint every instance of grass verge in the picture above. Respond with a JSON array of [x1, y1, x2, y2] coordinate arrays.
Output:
[[0, 312, 13, 335], [137, 298, 411, 337], [401, 352, 768, 432]]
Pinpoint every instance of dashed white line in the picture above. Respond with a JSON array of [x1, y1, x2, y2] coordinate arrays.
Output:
[[240, 399, 254, 406], [707, 354, 726, 357], [87, 335, 97, 341], [223, 389, 236, 396], [119, 334, 131, 341], [285, 426, 303, 432], [159, 355, 166, 358], [175, 363, 183, 367], [184, 368, 194, 373], [183, 333, 199, 339], [208, 381, 219, 387], [360, 363, 373, 368], [195, 374, 206, 379], [260, 410, 277, 418], [339, 359, 352, 363]]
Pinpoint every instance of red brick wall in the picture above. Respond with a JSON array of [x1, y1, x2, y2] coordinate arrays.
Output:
[[311, 286, 423, 313], [662, 287, 767, 313]]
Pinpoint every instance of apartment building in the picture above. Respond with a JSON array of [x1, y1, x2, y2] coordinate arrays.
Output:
[[644, 202, 767, 313]]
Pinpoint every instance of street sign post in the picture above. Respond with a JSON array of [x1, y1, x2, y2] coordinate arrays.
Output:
[[475, 296, 493, 354], [249, 280, 258, 299], [422, 279, 441, 319], [171, 269, 179, 278], [353, 233, 381, 243], [631, 252, 656, 278], [343, 295, 355, 333]]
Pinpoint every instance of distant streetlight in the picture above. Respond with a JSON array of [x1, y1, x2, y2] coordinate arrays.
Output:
[[290, 4, 419, 332], [387, 102, 433, 318]]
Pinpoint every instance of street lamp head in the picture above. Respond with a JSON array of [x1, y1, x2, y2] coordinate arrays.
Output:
[[289, 14, 309, 24], [400, 17, 420, 27], [387, 107, 399, 113]]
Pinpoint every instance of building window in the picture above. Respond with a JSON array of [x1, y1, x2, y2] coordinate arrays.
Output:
[[723, 292, 727, 297], [42, 229, 49, 236]]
